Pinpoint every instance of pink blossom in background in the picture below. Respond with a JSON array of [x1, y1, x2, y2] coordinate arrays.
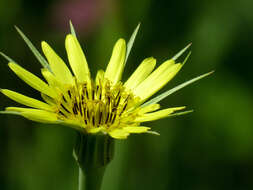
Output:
[[51, 0, 111, 35]]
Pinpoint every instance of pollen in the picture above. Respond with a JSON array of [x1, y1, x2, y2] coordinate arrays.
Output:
[[56, 79, 139, 131]]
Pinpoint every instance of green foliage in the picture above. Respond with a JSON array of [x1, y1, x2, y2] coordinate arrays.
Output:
[[1, 0, 253, 190]]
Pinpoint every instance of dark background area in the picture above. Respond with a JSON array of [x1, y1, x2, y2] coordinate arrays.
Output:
[[1, 0, 253, 189]]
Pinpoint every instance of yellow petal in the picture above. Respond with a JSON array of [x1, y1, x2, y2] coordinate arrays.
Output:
[[109, 129, 129, 139], [6, 107, 35, 112], [1, 89, 53, 111], [124, 57, 156, 90], [95, 70, 105, 84], [41, 68, 62, 87], [21, 109, 58, 123], [41, 41, 74, 85], [135, 106, 185, 122], [124, 126, 150, 133], [8, 62, 56, 98], [65, 34, 90, 82], [133, 60, 182, 101], [138, 103, 160, 114], [88, 127, 103, 134], [104, 39, 126, 85]]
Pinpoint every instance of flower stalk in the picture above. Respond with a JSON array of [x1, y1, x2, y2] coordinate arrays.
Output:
[[74, 133, 115, 190]]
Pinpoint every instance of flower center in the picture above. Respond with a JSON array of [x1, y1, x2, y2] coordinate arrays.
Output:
[[57, 79, 139, 129]]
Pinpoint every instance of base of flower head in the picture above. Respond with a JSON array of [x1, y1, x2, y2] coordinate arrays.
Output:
[[73, 132, 115, 171]]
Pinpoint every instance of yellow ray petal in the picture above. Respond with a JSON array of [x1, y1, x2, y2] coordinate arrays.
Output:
[[124, 57, 156, 90], [6, 107, 35, 112], [65, 34, 90, 82], [104, 39, 126, 85], [1, 89, 53, 111], [133, 60, 182, 101], [41, 68, 62, 88], [21, 109, 58, 123], [95, 70, 105, 84], [56, 119, 84, 131], [135, 106, 185, 122], [6, 107, 58, 123], [41, 41, 74, 84], [109, 129, 129, 139], [124, 126, 150, 133], [87, 127, 104, 134], [138, 103, 160, 115], [8, 62, 56, 98]]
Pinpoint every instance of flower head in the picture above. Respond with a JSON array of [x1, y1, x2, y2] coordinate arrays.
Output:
[[0, 23, 212, 139]]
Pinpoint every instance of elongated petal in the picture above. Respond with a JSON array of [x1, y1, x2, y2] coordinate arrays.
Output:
[[133, 60, 182, 101], [124, 57, 156, 90], [0, 52, 16, 63], [138, 103, 160, 115], [141, 71, 214, 107], [109, 129, 129, 139], [41, 41, 73, 84], [65, 34, 90, 82], [69, 20, 77, 37], [6, 107, 58, 123], [8, 62, 56, 98], [15, 26, 51, 71], [125, 23, 140, 64], [135, 106, 185, 122], [1, 89, 53, 111], [124, 126, 150, 133], [104, 39, 126, 84], [6, 107, 37, 112], [21, 109, 58, 123], [95, 70, 105, 84], [41, 68, 61, 87]]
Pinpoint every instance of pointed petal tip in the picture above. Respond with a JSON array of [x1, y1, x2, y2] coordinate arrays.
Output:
[[69, 20, 77, 37], [207, 70, 215, 75], [146, 131, 160, 136], [181, 51, 192, 66], [172, 43, 192, 61], [14, 25, 19, 30], [0, 52, 16, 63]]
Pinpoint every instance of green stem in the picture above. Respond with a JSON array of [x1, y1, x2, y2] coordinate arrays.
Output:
[[79, 165, 106, 190], [74, 133, 115, 190], [78, 168, 85, 190]]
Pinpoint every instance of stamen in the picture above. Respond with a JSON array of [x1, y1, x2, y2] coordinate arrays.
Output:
[[56, 79, 139, 130]]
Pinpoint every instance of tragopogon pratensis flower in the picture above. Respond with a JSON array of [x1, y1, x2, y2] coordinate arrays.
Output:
[[0, 23, 212, 139]]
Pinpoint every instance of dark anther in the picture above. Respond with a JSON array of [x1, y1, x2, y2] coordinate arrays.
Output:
[[92, 116, 95, 126], [59, 110, 65, 116], [79, 102, 83, 115], [119, 103, 128, 116], [61, 104, 70, 113], [115, 96, 121, 107], [86, 110, 90, 119], [67, 90, 72, 98], [86, 89, 89, 98], [98, 112, 102, 124], [105, 113, 109, 124], [72, 106, 77, 115], [92, 90, 95, 100], [111, 114, 116, 124], [62, 96, 67, 102]]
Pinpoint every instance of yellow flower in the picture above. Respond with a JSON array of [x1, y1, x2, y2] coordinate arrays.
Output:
[[0, 24, 212, 139]]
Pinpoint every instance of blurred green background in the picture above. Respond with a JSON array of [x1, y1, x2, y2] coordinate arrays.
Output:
[[1, 0, 253, 189]]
